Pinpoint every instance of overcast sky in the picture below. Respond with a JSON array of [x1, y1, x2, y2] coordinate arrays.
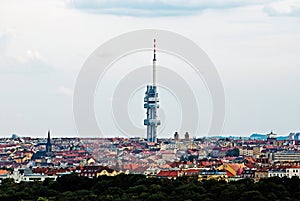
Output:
[[0, 0, 299, 138]]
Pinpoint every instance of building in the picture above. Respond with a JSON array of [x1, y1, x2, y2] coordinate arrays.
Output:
[[0, 168, 66, 183], [241, 168, 255, 178], [253, 146, 262, 157], [144, 39, 160, 142], [198, 169, 228, 182], [254, 169, 268, 182], [273, 152, 300, 162], [240, 147, 254, 157], [268, 168, 287, 178], [174, 132, 179, 141], [31, 130, 53, 163], [46, 130, 52, 156], [185, 132, 190, 141], [286, 167, 300, 178], [161, 150, 176, 161], [295, 133, 300, 140], [157, 170, 180, 179], [144, 167, 161, 177], [289, 133, 295, 140], [267, 131, 277, 145], [79, 166, 118, 178]]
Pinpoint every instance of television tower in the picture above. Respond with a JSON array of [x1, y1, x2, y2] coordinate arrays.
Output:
[[144, 39, 161, 142]]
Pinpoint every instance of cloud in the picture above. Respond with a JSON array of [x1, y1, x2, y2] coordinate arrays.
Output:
[[0, 32, 53, 74], [263, 0, 300, 16], [57, 86, 73, 96], [69, 0, 277, 17], [0, 52, 53, 74], [0, 31, 12, 55]]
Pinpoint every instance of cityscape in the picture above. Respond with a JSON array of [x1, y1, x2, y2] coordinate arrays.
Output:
[[1, 40, 300, 184], [1, 130, 300, 183], [1, 0, 299, 200]]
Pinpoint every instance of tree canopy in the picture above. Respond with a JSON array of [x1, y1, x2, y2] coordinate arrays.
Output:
[[0, 174, 300, 201]]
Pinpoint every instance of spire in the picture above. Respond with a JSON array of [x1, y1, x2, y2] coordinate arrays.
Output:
[[153, 38, 157, 86], [47, 130, 51, 143], [46, 130, 52, 155], [153, 38, 156, 61]]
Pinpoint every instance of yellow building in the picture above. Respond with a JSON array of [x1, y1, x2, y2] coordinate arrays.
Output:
[[198, 170, 228, 182], [96, 169, 119, 177], [254, 169, 268, 182]]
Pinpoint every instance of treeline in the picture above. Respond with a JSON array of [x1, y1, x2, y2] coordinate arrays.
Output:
[[1, 174, 300, 201]]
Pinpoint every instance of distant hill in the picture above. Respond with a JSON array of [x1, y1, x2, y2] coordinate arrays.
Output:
[[250, 133, 288, 140], [250, 134, 267, 140], [277, 136, 288, 140]]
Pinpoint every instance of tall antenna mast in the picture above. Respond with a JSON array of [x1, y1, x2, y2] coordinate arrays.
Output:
[[153, 38, 157, 86]]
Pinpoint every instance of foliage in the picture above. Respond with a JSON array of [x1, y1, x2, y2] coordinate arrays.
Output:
[[0, 174, 300, 201]]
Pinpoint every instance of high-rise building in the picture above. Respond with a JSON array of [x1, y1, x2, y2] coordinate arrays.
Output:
[[144, 39, 160, 142]]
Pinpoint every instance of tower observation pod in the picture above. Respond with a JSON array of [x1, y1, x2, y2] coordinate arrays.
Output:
[[144, 39, 161, 143]]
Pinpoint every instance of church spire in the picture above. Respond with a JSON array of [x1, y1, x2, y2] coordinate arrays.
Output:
[[46, 130, 52, 155], [47, 130, 51, 143]]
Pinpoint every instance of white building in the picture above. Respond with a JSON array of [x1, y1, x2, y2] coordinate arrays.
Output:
[[0, 168, 70, 183], [268, 167, 300, 178]]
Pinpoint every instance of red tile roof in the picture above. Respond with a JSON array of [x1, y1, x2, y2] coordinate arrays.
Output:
[[157, 170, 179, 177]]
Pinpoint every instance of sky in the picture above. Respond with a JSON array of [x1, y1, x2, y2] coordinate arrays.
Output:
[[0, 0, 299, 138]]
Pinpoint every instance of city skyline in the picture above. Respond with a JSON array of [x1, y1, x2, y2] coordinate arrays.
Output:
[[0, 0, 300, 137]]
